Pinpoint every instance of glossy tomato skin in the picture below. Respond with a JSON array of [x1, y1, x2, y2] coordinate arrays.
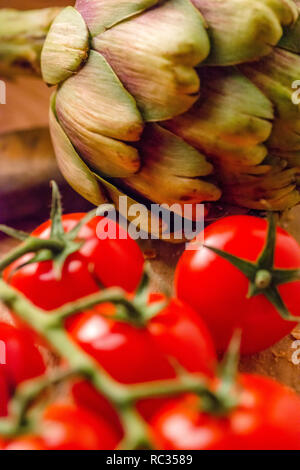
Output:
[[5, 405, 120, 451], [0, 323, 45, 423], [5, 436, 47, 450], [4, 214, 144, 310], [151, 374, 300, 450], [147, 294, 216, 376], [68, 295, 216, 421], [40, 404, 119, 450], [0, 323, 45, 390], [0, 371, 9, 417], [0, 437, 7, 450], [175, 216, 300, 354]]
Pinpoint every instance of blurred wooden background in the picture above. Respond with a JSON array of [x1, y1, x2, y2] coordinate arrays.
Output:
[[1, 1, 71, 8], [0, 0, 94, 241]]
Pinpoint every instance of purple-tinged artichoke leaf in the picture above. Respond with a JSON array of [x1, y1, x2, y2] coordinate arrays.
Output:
[[241, 49, 300, 152], [55, 50, 143, 177], [49, 92, 108, 206], [75, 0, 161, 36], [93, 0, 210, 121], [192, 0, 298, 65], [164, 68, 273, 176], [123, 124, 221, 212]]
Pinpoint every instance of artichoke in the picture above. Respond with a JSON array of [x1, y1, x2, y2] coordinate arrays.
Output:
[[2, 0, 300, 234]]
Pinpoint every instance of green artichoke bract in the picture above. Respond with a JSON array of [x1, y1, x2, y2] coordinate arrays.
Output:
[[192, 0, 298, 65], [164, 66, 300, 210], [38, 0, 300, 233], [279, 0, 300, 53]]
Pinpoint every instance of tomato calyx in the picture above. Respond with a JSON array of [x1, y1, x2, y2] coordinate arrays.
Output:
[[201, 331, 241, 416], [204, 214, 300, 322], [0, 182, 96, 278], [126, 273, 167, 327]]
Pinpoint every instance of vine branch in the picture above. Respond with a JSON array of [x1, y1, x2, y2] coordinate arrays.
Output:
[[0, 280, 238, 449]]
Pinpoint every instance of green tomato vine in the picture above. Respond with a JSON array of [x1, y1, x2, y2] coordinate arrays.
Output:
[[0, 275, 241, 449]]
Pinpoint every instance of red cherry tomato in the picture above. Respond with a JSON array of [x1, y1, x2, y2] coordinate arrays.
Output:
[[0, 371, 9, 417], [6, 436, 47, 450], [0, 437, 7, 450], [4, 214, 144, 310], [40, 404, 119, 450], [151, 374, 300, 450], [0, 323, 45, 426], [175, 216, 300, 354], [68, 295, 216, 421], [0, 323, 45, 390]]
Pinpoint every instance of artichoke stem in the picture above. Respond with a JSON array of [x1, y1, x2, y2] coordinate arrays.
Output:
[[0, 8, 61, 78]]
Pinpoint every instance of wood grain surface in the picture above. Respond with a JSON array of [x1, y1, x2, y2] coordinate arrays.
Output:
[[1, 1, 71, 8]]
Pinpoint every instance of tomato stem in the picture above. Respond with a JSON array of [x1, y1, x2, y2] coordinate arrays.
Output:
[[118, 407, 154, 450], [0, 225, 29, 241], [255, 270, 272, 289], [44, 272, 166, 328], [0, 280, 239, 448], [212, 331, 241, 415], [0, 237, 66, 273], [0, 368, 81, 437], [47, 287, 148, 327], [50, 181, 65, 240]]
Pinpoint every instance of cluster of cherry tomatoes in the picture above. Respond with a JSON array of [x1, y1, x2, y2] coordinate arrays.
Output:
[[0, 212, 300, 450]]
